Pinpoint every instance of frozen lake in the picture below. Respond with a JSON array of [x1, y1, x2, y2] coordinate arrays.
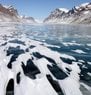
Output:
[[0, 23, 91, 95], [23, 24, 91, 62]]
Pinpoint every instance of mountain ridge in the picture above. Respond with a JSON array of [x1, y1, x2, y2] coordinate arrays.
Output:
[[0, 4, 36, 23], [43, 2, 91, 24]]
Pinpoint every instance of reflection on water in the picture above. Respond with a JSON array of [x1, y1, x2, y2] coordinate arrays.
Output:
[[21, 24, 91, 44], [18, 24, 91, 62]]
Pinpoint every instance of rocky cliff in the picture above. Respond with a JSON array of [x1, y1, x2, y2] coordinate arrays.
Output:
[[0, 4, 36, 23], [44, 2, 91, 24]]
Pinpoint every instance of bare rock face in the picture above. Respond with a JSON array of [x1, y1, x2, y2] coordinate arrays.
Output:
[[0, 4, 36, 23], [0, 4, 20, 22], [44, 2, 91, 24]]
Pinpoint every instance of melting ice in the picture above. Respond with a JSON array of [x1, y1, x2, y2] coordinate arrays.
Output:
[[0, 23, 91, 95]]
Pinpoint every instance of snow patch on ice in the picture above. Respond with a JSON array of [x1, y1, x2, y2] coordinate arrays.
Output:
[[72, 49, 86, 54], [59, 8, 69, 13]]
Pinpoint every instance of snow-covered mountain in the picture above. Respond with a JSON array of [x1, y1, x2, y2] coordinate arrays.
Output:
[[20, 16, 37, 24], [0, 4, 36, 23], [44, 2, 91, 24], [0, 4, 19, 22]]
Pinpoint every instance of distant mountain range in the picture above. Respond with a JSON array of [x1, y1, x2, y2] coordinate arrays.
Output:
[[0, 3, 91, 24], [44, 2, 91, 24], [0, 4, 36, 23]]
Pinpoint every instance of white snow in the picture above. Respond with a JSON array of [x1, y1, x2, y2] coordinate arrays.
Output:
[[35, 19, 43, 23], [80, 2, 89, 7], [83, 11, 89, 14], [87, 43, 91, 47], [3, 5, 15, 10], [75, 3, 89, 10], [75, 6, 80, 9], [59, 8, 69, 13], [88, 62, 91, 65], [78, 60, 85, 63], [15, 76, 58, 95], [0, 23, 91, 95], [60, 53, 76, 61], [59, 78, 82, 95], [58, 62, 82, 95], [87, 72, 91, 76], [72, 49, 86, 54], [63, 42, 82, 46], [36, 58, 54, 77], [0, 24, 62, 95], [80, 82, 91, 93]]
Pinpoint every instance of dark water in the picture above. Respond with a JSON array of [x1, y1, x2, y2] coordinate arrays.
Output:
[[20, 24, 91, 86], [12, 24, 91, 54], [22, 24, 91, 53], [12, 24, 91, 84], [2, 23, 91, 95]]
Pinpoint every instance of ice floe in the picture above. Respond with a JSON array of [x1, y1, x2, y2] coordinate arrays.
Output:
[[0, 23, 91, 95], [72, 49, 86, 54]]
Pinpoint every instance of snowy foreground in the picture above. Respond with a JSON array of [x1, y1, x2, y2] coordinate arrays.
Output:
[[0, 23, 91, 95]]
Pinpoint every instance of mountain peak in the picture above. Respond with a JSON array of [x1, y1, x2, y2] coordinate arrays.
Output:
[[80, 2, 89, 7], [0, 4, 37, 23], [44, 2, 91, 24], [59, 8, 69, 13], [75, 2, 91, 9]]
